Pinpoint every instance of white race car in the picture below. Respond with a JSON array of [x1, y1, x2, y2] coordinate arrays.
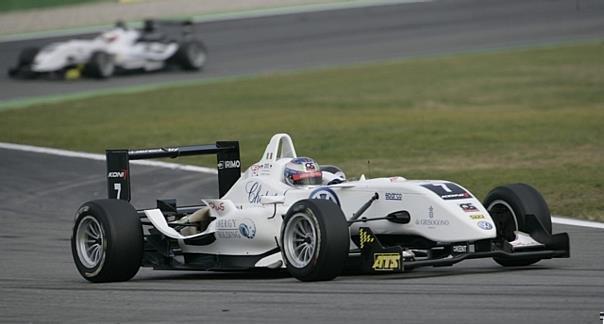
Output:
[[9, 20, 207, 79], [71, 133, 569, 282]]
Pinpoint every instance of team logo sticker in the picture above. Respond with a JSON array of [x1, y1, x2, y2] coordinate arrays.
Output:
[[309, 187, 341, 206], [372, 253, 401, 271], [216, 218, 257, 239], [459, 203, 478, 212], [238, 218, 256, 239], [477, 221, 493, 230]]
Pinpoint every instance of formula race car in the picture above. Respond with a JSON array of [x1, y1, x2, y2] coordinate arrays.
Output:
[[71, 134, 569, 282], [9, 20, 207, 80]]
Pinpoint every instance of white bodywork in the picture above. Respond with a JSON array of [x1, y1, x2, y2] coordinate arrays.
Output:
[[31, 28, 178, 73], [144, 134, 497, 267]]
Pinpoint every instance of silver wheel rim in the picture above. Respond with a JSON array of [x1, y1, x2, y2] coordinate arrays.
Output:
[[283, 211, 319, 268], [188, 45, 205, 68], [98, 53, 114, 77], [76, 215, 105, 268]]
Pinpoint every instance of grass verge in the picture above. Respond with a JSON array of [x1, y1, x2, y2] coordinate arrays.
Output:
[[0, 42, 602, 220], [0, 0, 105, 12]]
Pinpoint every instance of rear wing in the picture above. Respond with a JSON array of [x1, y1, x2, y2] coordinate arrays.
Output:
[[106, 141, 240, 201]]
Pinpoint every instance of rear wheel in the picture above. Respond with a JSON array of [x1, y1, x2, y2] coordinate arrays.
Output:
[[71, 199, 143, 282], [484, 183, 552, 267], [8, 47, 39, 78], [281, 199, 350, 281], [18, 47, 39, 66], [84, 51, 114, 79], [176, 41, 207, 70]]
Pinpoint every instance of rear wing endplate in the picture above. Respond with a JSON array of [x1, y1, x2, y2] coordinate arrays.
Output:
[[106, 141, 240, 201]]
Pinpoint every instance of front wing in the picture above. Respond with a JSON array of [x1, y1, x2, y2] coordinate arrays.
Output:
[[357, 227, 570, 273]]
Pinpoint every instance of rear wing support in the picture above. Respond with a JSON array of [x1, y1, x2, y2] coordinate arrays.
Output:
[[106, 141, 240, 201]]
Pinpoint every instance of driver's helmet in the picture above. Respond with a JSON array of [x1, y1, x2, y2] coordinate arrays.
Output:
[[284, 157, 322, 186]]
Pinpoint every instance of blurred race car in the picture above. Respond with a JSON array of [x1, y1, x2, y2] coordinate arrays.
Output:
[[71, 133, 569, 282], [8, 20, 207, 79]]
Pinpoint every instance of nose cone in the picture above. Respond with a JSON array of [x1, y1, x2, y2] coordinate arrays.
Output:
[[32, 46, 69, 72]]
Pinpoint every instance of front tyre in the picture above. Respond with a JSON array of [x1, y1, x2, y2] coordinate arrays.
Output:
[[484, 183, 552, 267], [84, 51, 114, 79], [71, 199, 143, 282], [175, 41, 207, 71], [281, 199, 350, 282]]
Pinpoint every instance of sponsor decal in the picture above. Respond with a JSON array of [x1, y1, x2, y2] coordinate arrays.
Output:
[[250, 164, 261, 176], [216, 218, 256, 239], [208, 201, 225, 212], [304, 162, 317, 170], [107, 169, 128, 179], [452, 245, 467, 253], [422, 183, 471, 200], [469, 214, 485, 220], [217, 160, 240, 170], [250, 163, 273, 177], [385, 192, 403, 201], [130, 148, 178, 155], [459, 203, 478, 212], [477, 221, 493, 230], [309, 187, 341, 206], [245, 181, 277, 204], [358, 228, 375, 249], [415, 206, 450, 226], [238, 218, 256, 239], [372, 253, 401, 271]]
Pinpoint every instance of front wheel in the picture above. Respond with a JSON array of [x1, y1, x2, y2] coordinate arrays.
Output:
[[84, 51, 114, 79], [484, 183, 552, 267], [281, 199, 350, 281], [175, 41, 207, 71], [71, 199, 143, 282]]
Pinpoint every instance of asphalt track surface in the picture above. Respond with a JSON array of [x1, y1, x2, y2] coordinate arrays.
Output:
[[1, 147, 603, 323], [1, 0, 604, 323], [1, 0, 604, 102]]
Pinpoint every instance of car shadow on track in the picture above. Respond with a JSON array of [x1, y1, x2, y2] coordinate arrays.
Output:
[[133, 264, 555, 282]]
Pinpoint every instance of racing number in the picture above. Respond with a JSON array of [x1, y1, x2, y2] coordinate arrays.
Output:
[[114, 183, 122, 199], [432, 183, 452, 193]]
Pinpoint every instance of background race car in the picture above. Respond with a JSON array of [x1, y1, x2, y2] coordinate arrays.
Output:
[[8, 20, 207, 79]]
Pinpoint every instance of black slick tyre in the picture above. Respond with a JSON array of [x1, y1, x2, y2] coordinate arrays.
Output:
[[18, 47, 39, 66], [71, 199, 143, 282], [8, 47, 39, 78], [483, 183, 552, 267], [280, 199, 350, 281], [84, 51, 114, 79], [175, 41, 207, 71]]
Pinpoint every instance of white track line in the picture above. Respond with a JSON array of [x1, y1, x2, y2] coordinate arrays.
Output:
[[0, 142, 217, 174], [551, 216, 604, 229], [2, 142, 603, 229]]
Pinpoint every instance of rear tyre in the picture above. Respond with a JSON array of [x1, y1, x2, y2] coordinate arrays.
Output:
[[281, 199, 350, 281], [18, 47, 39, 66], [483, 183, 552, 267], [8, 47, 39, 78], [71, 199, 143, 282], [84, 51, 114, 79], [176, 41, 207, 71]]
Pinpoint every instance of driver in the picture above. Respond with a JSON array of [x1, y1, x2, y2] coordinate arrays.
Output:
[[284, 157, 323, 186]]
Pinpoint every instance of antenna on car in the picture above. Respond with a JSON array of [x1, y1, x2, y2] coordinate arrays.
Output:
[[367, 160, 371, 179]]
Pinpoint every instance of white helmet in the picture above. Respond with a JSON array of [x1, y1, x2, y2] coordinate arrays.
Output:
[[283, 157, 322, 186]]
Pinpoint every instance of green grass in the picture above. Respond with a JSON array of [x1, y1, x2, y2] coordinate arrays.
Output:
[[0, 0, 105, 12], [1, 43, 603, 220]]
